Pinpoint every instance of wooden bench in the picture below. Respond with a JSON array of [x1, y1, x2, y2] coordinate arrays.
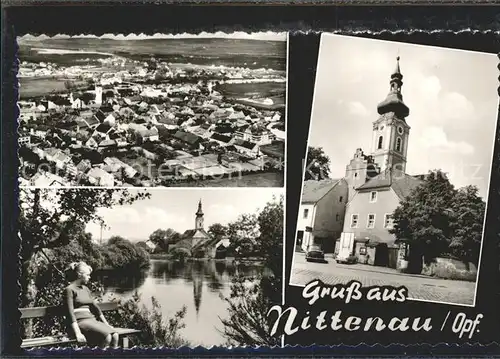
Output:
[[20, 302, 140, 349]]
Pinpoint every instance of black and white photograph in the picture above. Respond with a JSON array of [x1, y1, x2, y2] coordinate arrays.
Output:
[[289, 34, 498, 307], [19, 187, 284, 348], [17, 32, 286, 188]]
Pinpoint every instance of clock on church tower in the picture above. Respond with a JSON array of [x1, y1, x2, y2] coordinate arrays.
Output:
[[370, 56, 411, 174]]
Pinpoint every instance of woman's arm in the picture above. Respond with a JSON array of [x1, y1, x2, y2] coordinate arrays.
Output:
[[98, 311, 110, 325], [64, 287, 78, 326], [92, 300, 112, 325], [65, 287, 85, 339], [85, 287, 112, 326]]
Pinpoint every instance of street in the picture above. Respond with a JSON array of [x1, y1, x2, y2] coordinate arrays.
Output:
[[290, 252, 476, 306]]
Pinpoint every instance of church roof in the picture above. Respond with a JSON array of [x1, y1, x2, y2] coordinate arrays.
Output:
[[192, 236, 222, 252], [376, 93, 409, 117], [181, 228, 209, 238], [302, 179, 342, 204], [357, 169, 423, 200], [182, 229, 196, 238]]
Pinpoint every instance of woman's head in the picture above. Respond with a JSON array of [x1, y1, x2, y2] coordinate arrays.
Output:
[[66, 261, 92, 284]]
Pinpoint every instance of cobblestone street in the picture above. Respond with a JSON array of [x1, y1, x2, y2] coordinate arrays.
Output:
[[290, 252, 477, 306]]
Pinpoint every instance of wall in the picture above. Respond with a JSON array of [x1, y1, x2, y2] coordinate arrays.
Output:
[[297, 203, 316, 232], [192, 230, 209, 248], [435, 257, 477, 272], [345, 150, 375, 202], [297, 203, 315, 252], [313, 180, 348, 252], [343, 187, 400, 245]]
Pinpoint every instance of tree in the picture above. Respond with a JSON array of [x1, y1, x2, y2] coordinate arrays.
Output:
[[102, 236, 150, 270], [18, 188, 150, 336], [64, 80, 75, 92], [449, 185, 486, 267], [390, 170, 457, 269], [256, 195, 284, 301], [220, 195, 284, 346], [23, 220, 151, 339], [149, 228, 180, 253], [304, 146, 331, 180], [81, 92, 94, 104], [226, 214, 260, 257], [208, 223, 228, 240]]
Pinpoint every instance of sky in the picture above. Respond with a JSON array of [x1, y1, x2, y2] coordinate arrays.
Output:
[[308, 34, 498, 199], [85, 188, 283, 242], [18, 31, 286, 41]]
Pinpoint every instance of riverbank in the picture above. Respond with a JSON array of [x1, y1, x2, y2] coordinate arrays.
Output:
[[101, 257, 264, 346], [149, 254, 265, 265]]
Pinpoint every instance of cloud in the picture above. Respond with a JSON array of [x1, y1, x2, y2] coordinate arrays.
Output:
[[441, 92, 475, 121], [347, 101, 369, 117], [96, 207, 142, 225], [418, 126, 475, 155], [208, 204, 239, 224], [416, 75, 442, 99], [143, 207, 187, 227]]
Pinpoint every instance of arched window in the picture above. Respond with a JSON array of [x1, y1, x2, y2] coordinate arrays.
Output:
[[377, 136, 383, 149], [396, 137, 402, 152]]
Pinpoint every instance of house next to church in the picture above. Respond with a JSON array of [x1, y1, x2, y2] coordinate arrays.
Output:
[[300, 56, 425, 271], [297, 179, 348, 253], [171, 199, 230, 258]]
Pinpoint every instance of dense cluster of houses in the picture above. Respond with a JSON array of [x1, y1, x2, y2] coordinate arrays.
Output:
[[18, 60, 286, 187]]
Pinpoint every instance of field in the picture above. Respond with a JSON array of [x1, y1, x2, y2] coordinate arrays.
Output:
[[19, 75, 285, 103], [19, 77, 89, 99], [217, 81, 285, 106], [169, 172, 284, 187], [18, 37, 287, 100], [18, 37, 287, 71]]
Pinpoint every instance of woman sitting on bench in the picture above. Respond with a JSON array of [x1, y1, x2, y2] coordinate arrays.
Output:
[[64, 261, 119, 348]]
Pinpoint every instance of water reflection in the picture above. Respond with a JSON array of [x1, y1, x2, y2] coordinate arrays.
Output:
[[151, 259, 261, 284], [98, 259, 264, 346], [95, 269, 148, 294]]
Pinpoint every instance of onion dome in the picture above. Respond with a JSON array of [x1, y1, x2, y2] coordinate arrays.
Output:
[[377, 56, 410, 118]]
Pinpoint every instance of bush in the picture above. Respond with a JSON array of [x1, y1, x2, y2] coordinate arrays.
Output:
[[219, 275, 280, 346], [106, 292, 190, 348], [170, 248, 190, 262], [422, 261, 477, 282]]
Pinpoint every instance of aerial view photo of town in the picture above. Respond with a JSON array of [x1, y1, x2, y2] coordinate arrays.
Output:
[[17, 32, 286, 188]]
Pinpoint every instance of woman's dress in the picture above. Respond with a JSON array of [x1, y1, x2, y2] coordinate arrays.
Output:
[[64, 283, 116, 346]]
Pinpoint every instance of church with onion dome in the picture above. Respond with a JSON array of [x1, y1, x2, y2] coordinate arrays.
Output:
[[299, 56, 425, 271]]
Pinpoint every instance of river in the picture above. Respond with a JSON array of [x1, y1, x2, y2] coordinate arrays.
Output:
[[97, 259, 264, 347]]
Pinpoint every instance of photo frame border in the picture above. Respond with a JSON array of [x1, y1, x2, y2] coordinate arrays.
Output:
[[287, 32, 498, 309], [3, 3, 500, 356]]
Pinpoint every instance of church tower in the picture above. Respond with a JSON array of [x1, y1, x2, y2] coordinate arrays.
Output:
[[95, 85, 103, 106], [195, 199, 204, 230], [371, 56, 411, 174]]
